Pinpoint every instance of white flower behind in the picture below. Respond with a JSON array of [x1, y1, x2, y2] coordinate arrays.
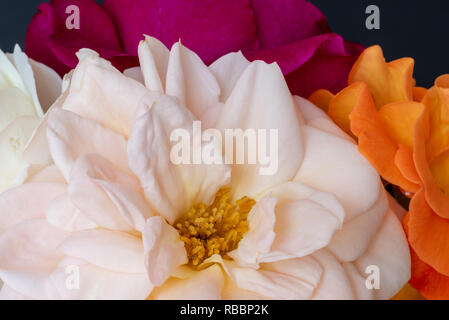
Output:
[[0, 45, 61, 193]]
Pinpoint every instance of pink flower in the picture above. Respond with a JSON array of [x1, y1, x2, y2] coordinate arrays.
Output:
[[25, 0, 363, 97], [0, 37, 409, 300]]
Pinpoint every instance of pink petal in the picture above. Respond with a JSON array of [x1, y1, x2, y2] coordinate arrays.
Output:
[[246, 35, 363, 97], [250, 0, 330, 49], [25, 0, 133, 76], [103, 0, 258, 64], [285, 39, 363, 97]]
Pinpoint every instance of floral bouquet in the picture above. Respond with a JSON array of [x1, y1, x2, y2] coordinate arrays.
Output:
[[0, 0, 444, 301]]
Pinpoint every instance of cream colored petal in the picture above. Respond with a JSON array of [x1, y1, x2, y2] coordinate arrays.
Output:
[[0, 284, 29, 300], [68, 154, 148, 232], [354, 209, 410, 300], [138, 36, 169, 92], [0, 87, 35, 131], [342, 262, 374, 300], [0, 219, 68, 298], [128, 94, 230, 223], [58, 229, 146, 273], [201, 101, 224, 129], [96, 179, 153, 232], [63, 49, 147, 136], [0, 182, 65, 233], [29, 58, 62, 112], [229, 195, 277, 268], [46, 193, 97, 232], [216, 61, 304, 200], [27, 165, 65, 184], [142, 216, 188, 287], [123, 66, 144, 84], [260, 199, 340, 263], [0, 116, 40, 192], [47, 108, 130, 181], [22, 89, 69, 171], [236, 182, 343, 265], [327, 186, 388, 262], [151, 264, 223, 300], [10, 45, 43, 116], [388, 193, 407, 220], [209, 51, 250, 102], [221, 274, 271, 300], [311, 249, 355, 300], [294, 125, 380, 221], [49, 257, 152, 300], [166, 41, 221, 120], [0, 48, 26, 92], [62, 69, 73, 92], [267, 181, 345, 223], [294, 96, 352, 142], [211, 255, 322, 300]]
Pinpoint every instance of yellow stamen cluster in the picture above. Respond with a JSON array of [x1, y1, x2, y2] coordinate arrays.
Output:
[[175, 187, 255, 267]]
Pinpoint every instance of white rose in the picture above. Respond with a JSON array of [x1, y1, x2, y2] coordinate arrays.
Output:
[[0, 38, 410, 300], [0, 45, 61, 193]]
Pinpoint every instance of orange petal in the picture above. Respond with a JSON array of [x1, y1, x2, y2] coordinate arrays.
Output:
[[430, 150, 449, 198], [349, 82, 419, 193], [413, 101, 449, 218], [378, 101, 425, 150], [408, 190, 449, 277], [392, 283, 425, 300], [413, 87, 427, 102], [348, 45, 414, 108], [435, 74, 449, 88], [409, 245, 449, 300], [423, 85, 449, 163], [327, 82, 364, 136], [308, 89, 334, 113], [395, 145, 420, 185]]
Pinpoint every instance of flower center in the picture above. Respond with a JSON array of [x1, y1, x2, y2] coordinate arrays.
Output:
[[175, 187, 255, 267]]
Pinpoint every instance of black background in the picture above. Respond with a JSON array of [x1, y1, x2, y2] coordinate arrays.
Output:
[[0, 0, 447, 87]]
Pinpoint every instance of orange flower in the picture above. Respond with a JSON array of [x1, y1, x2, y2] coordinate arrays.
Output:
[[310, 45, 424, 194], [310, 45, 449, 299]]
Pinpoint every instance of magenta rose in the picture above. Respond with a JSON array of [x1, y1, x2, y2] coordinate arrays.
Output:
[[25, 0, 364, 97]]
